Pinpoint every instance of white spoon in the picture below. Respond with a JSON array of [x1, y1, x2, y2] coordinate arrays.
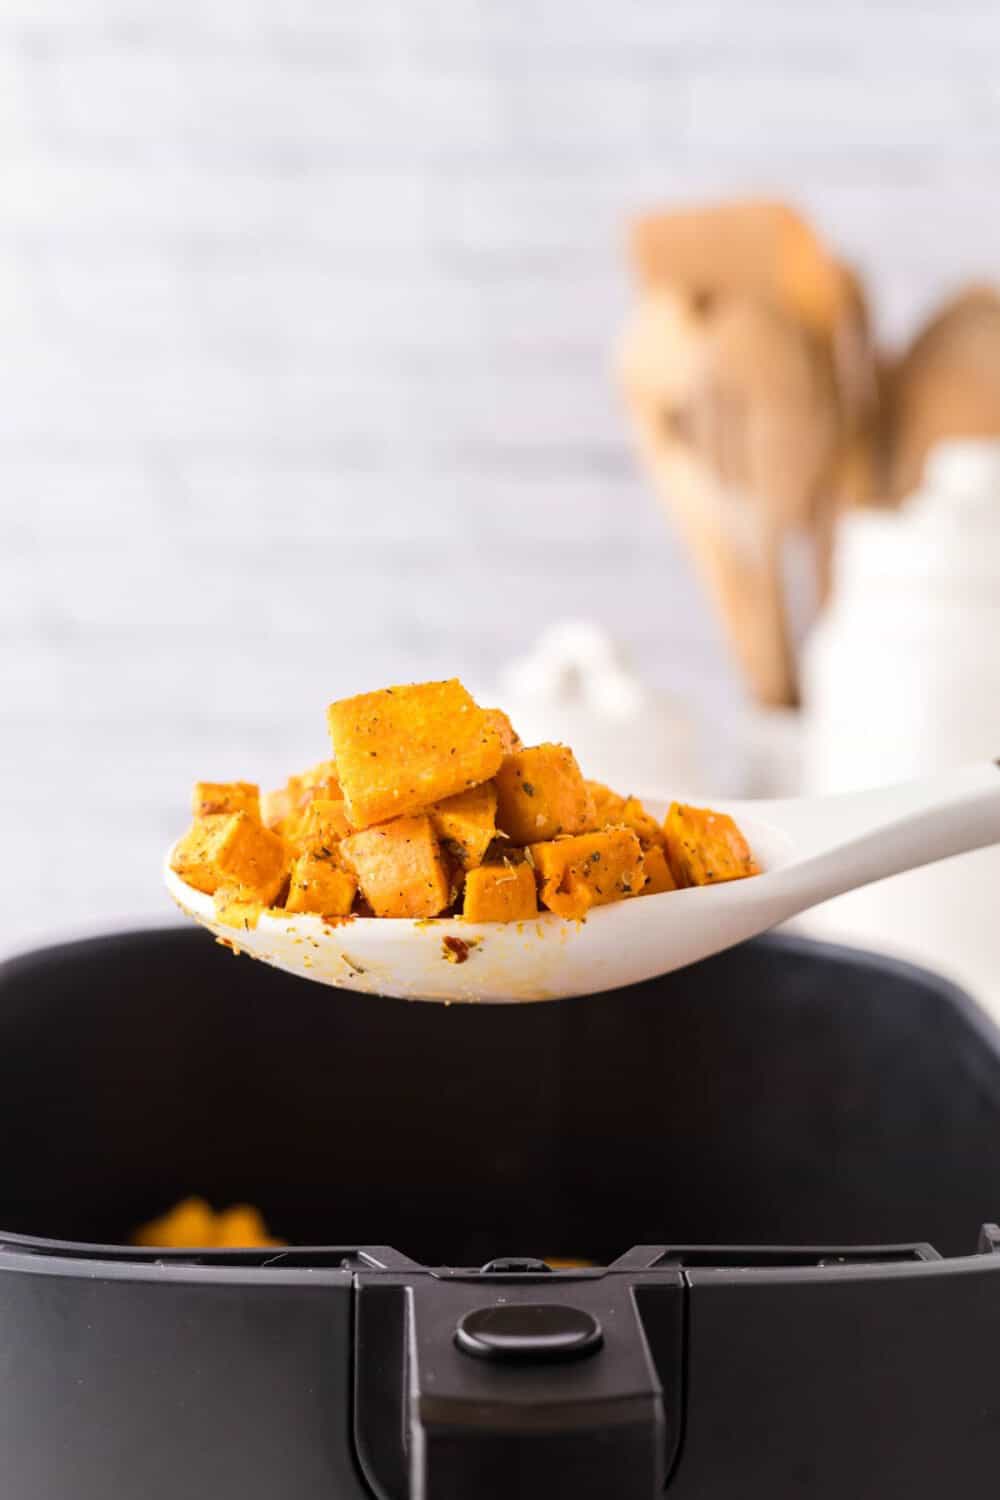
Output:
[[165, 760, 1000, 1005]]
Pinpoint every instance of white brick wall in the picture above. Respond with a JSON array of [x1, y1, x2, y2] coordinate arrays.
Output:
[[4, 0, 1000, 952]]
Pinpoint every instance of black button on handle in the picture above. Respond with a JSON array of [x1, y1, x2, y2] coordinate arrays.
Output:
[[455, 1303, 603, 1362]]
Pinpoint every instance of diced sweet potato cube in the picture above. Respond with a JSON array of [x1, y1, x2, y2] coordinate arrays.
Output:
[[664, 803, 759, 887], [640, 843, 677, 895], [495, 745, 595, 845], [430, 783, 497, 869], [170, 814, 233, 894], [300, 759, 341, 800], [327, 680, 503, 830], [341, 814, 451, 918], [463, 861, 538, 922], [262, 762, 341, 833], [285, 852, 358, 917], [529, 829, 645, 918], [192, 781, 260, 820], [213, 1205, 284, 1248], [213, 885, 266, 929], [261, 781, 299, 830], [297, 798, 353, 854], [133, 1197, 216, 1248], [483, 707, 521, 754], [586, 782, 664, 847], [171, 811, 287, 903]]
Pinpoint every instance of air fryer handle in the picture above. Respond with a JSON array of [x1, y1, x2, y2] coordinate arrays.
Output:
[[355, 1275, 678, 1500]]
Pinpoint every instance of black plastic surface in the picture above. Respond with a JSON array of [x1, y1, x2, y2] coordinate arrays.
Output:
[[1, 926, 999, 1260], [0, 927, 998, 1498], [455, 1302, 603, 1360]]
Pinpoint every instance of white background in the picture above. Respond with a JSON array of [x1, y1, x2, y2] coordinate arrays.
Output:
[[4, 0, 1000, 953]]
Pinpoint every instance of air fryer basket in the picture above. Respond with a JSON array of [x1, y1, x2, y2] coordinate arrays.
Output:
[[0, 927, 998, 1499]]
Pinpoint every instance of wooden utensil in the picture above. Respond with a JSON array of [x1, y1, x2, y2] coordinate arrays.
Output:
[[619, 288, 841, 706], [621, 200, 879, 707], [886, 285, 1000, 502]]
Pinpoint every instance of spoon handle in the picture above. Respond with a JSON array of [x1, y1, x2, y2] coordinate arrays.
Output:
[[748, 760, 1000, 912]]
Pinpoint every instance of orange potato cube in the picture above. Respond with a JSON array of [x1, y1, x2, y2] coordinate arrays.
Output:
[[171, 811, 288, 903], [133, 1196, 217, 1248], [639, 843, 677, 895], [261, 780, 299, 831], [297, 798, 353, 854], [483, 707, 521, 754], [463, 861, 539, 922], [262, 761, 341, 832], [213, 885, 267, 930], [170, 814, 232, 894], [327, 679, 503, 830], [495, 745, 595, 845], [300, 759, 341, 800], [341, 814, 451, 918], [192, 781, 260, 820], [213, 1205, 284, 1248], [430, 782, 497, 869], [284, 852, 358, 917], [529, 828, 646, 918], [664, 803, 760, 887], [587, 781, 664, 847]]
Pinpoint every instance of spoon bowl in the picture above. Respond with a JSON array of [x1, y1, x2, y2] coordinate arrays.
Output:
[[165, 762, 1000, 1003]]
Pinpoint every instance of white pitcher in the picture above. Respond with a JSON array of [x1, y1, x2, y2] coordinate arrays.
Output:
[[800, 440, 1000, 1013]]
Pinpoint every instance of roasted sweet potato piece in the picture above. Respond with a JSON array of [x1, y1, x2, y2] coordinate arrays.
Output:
[[483, 707, 521, 754], [261, 780, 299, 831], [133, 1198, 282, 1249], [495, 744, 596, 845], [297, 798, 353, 854], [262, 761, 341, 833], [463, 861, 538, 922], [529, 828, 645, 918], [300, 759, 341, 799], [587, 781, 664, 847], [212, 1205, 284, 1248], [341, 814, 451, 918], [192, 781, 260, 820], [640, 843, 677, 895], [328, 680, 503, 830], [133, 1196, 217, 1248], [170, 811, 288, 903], [170, 814, 232, 894], [430, 782, 497, 869], [664, 803, 759, 887], [285, 851, 357, 917]]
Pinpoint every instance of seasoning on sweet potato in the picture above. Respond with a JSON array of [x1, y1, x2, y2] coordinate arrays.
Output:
[[285, 851, 357, 917], [664, 803, 759, 887], [171, 811, 288, 903], [587, 781, 664, 847], [192, 781, 260, 820], [429, 782, 497, 869], [529, 828, 646, 918], [640, 843, 677, 895], [463, 860, 539, 922], [495, 744, 596, 845], [341, 814, 451, 919], [327, 679, 503, 831]]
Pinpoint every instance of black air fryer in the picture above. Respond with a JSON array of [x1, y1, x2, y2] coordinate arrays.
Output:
[[0, 928, 998, 1498]]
